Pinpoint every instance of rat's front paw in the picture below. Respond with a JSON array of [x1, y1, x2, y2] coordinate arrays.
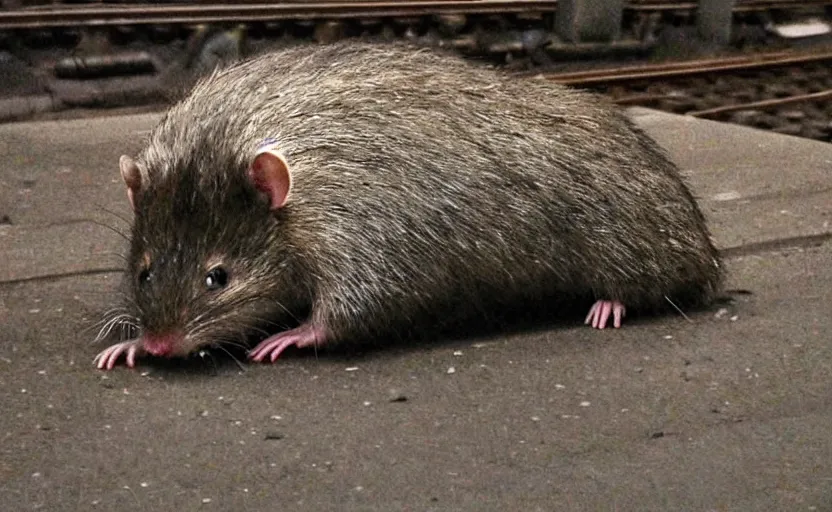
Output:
[[248, 323, 327, 363], [94, 340, 145, 370]]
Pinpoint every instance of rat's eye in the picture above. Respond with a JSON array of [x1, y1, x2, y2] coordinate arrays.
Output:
[[205, 267, 229, 291], [138, 268, 152, 285]]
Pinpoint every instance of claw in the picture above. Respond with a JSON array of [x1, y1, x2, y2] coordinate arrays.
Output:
[[249, 323, 327, 363], [94, 339, 143, 370], [584, 300, 626, 329]]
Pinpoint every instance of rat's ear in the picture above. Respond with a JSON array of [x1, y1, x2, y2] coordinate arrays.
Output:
[[120, 154, 142, 211], [247, 149, 292, 210]]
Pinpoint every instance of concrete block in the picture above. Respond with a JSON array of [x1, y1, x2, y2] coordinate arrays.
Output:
[[697, 0, 737, 46], [555, 0, 624, 43]]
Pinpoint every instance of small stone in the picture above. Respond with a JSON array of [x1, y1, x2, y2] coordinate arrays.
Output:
[[314, 21, 346, 44], [772, 123, 803, 136], [446, 367, 456, 374], [780, 109, 806, 121], [388, 390, 408, 403], [730, 109, 762, 125], [435, 14, 467, 35]]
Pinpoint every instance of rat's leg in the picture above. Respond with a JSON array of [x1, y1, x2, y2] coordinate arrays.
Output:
[[94, 339, 145, 370], [584, 300, 626, 329], [248, 323, 328, 363]]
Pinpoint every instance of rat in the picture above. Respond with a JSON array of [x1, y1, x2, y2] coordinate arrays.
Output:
[[93, 41, 723, 370]]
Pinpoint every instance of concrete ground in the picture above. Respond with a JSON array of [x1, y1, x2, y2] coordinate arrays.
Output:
[[1, 107, 831, 511]]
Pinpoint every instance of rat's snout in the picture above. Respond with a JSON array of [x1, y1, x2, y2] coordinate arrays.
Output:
[[142, 332, 182, 357]]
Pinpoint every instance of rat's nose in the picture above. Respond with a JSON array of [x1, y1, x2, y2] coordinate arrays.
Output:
[[142, 332, 180, 357]]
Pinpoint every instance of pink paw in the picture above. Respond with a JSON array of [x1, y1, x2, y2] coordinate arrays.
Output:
[[248, 323, 327, 363], [94, 339, 144, 370], [584, 300, 626, 329]]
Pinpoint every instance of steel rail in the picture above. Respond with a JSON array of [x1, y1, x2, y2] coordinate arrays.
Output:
[[541, 51, 798, 81], [0, 1, 559, 29], [626, 0, 832, 11], [545, 51, 832, 86], [686, 89, 832, 117], [3, 0, 830, 29]]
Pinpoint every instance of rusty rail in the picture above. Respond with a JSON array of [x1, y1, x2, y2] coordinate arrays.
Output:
[[544, 51, 832, 86], [626, 0, 832, 11], [0, 1, 559, 29], [3, 0, 831, 29], [687, 89, 832, 117]]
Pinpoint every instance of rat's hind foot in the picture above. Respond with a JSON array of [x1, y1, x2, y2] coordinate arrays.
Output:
[[248, 323, 328, 363], [94, 340, 144, 370], [584, 300, 626, 329]]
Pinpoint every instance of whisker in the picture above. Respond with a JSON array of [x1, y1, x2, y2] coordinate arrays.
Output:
[[95, 204, 133, 227], [86, 218, 131, 242], [82, 307, 124, 333], [93, 313, 138, 344], [271, 299, 299, 324], [664, 295, 692, 322], [187, 314, 275, 341], [214, 343, 247, 372], [102, 252, 129, 263]]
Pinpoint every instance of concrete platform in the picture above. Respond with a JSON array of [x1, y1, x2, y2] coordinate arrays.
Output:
[[1, 108, 831, 511]]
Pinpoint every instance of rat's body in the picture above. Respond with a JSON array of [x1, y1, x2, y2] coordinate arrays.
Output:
[[94, 41, 722, 370]]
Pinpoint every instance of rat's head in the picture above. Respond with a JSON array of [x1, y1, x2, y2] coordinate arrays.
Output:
[[118, 147, 299, 358]]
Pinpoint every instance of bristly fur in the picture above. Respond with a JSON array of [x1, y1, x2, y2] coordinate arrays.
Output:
[[123, 40, 723, 351]]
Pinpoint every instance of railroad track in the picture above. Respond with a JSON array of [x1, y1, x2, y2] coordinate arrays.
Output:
[[543, 50, 832, 141], [1, 0, 831, 29], [2, 2, 831, 142], [0, 1, 559, 29]]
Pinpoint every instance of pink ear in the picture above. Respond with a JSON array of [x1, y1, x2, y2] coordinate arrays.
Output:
[[119, 154, 142, 211], [248, 150, 292, 210]]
